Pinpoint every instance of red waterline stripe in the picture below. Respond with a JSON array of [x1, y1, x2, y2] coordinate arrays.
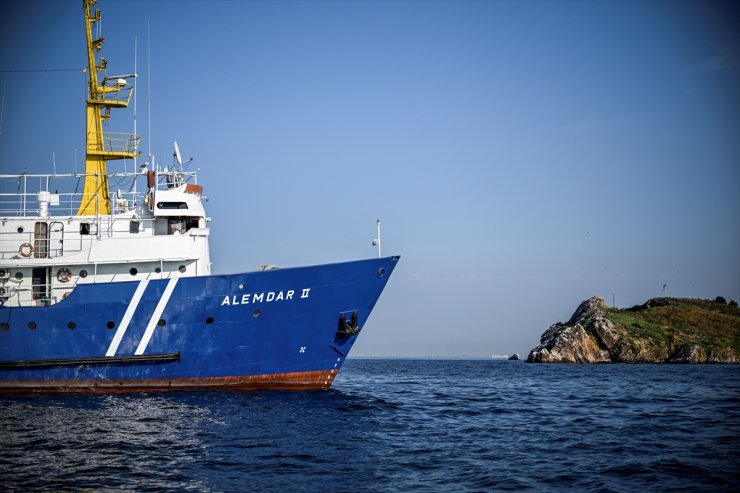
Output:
[[0, 369, 339, 394]]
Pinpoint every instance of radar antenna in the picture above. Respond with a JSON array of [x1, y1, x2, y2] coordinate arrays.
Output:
[[173, 141, 193, 166]]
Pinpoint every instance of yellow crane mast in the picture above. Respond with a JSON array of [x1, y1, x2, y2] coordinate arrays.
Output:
[[77, 0, 139, 216]]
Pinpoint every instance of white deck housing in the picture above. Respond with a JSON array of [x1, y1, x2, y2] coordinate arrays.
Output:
[[0, 169, 211, 307]]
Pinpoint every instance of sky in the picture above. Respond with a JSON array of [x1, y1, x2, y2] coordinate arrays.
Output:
[[1, 0, 738, 357]]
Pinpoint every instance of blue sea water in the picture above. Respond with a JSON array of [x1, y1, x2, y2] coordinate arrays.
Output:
[[1, 360, 738, 492]]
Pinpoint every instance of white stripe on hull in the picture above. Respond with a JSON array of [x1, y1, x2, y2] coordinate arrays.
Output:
[[106, 280, 149, 357], [135, 278, 179, 355]]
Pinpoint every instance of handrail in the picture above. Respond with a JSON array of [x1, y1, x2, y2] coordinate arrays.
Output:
[[0, 170, 198, 217], [89, 83, 134, 106], [0, 217, 163, 260], [86, 131, 141, 155]]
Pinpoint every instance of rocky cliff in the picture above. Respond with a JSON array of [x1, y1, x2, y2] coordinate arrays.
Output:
[[527, 296, 739, 364]]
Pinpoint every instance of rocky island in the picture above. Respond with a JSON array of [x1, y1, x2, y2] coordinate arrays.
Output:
[[527, 295, 739, 363]]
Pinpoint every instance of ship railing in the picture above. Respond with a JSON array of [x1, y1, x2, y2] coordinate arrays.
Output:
[[0, 217, 167, 261], [94, 82, 134, 107], [0, 177, 144, 216], [86, 131, 141, 156], [0, 170, 201, 260], [0, 170, 200, 217], [0, 279, 79, 307]]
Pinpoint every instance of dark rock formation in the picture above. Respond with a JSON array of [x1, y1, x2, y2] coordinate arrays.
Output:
[[527, 296, 739, 364], [527, 296, 611, 363], [508, 353, 520, 360]]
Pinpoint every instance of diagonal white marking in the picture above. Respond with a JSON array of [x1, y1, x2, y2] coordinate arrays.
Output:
[[135, 278, 178, 355], [106, 280, 149, 357]]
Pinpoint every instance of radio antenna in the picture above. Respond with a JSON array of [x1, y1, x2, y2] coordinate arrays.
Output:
[[372, 219, 382, 258], [133, 35, 137, 177], [147, 21, 151, 161]]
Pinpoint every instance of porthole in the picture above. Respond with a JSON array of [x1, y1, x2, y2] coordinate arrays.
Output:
[[155, 267, 162, 274], [178, 265, 186, 273], [129, 267, 138, 276], [28, 321, 37, 330], [67, 321, 77, 330], [106, 321, 116, 329], [0, 269, 6, 278], [205, 317, 214, 325], [80, 270, 88, 278], [157, 319, 166, 327], [14, 271, 23, 281], [17, 226, 24, 233], [0, 322, 9, 331], [377, 267, 385, 278], [252, 309, 261, 317]]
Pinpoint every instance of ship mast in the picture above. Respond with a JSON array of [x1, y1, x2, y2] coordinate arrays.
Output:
[[77, 0, 139, 216]]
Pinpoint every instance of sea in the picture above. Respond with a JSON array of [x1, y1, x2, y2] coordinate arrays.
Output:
[[1, 359, 738, 492]]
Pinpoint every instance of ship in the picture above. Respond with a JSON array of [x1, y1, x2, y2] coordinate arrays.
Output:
[[0, 0, 398, 393]]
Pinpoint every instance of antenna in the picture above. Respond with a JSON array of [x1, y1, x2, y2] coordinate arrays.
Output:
[[173, 141, 193, 166], [133, 35, 137, 190], [372, 219, 381, 258], [147, 20, 151, 160]]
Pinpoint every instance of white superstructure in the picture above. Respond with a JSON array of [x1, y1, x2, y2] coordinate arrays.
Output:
[[0, 167, 211, 307]]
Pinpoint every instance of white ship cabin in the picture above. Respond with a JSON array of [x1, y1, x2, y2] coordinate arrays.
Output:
[[0, 168, 211, 307]]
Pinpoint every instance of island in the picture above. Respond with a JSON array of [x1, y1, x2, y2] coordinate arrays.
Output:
[[527, 295, 739, 363]]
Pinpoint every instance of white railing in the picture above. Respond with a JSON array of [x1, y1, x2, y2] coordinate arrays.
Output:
[[0, 170, 199, 261], [0, 170, 197, 217]]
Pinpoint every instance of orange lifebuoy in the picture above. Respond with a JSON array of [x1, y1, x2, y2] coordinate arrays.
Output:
[[57, 268, 72, 283], [19, 243, 33, 257]]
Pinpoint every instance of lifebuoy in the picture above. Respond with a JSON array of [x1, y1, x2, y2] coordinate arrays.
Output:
[[57, 268, 72, 283], [19, 243, 33, 257]]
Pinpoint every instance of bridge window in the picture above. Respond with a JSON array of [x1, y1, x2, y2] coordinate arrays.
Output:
[[157, 202, 188, 210]]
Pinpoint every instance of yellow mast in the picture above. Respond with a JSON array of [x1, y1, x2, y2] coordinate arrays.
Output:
[[77, 0, 139, 216]]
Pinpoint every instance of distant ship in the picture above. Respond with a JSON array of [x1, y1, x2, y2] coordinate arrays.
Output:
[[0, 0, 398, 393]]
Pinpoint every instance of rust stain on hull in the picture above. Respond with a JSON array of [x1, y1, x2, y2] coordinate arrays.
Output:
[[0, 370, 338, 394]]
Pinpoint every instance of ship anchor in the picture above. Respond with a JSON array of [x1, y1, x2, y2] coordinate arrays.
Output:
[[337, 311, 360, 337]]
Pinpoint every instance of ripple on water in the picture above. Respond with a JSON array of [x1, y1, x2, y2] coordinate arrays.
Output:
[[1, 361, 739, 492]]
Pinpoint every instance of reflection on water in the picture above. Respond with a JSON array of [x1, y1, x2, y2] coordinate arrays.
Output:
[[1, 390, 385, 492]]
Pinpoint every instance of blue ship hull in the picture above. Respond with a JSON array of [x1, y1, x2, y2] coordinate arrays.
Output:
[[0, 256, 399, 393]]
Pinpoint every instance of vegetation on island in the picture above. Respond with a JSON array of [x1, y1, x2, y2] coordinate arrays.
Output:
[[603, 297, 740, 359], [527, 296, 740, 364]]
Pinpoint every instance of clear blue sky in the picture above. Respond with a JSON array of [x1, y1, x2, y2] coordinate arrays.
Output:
[[1, 0, 738, 357]]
